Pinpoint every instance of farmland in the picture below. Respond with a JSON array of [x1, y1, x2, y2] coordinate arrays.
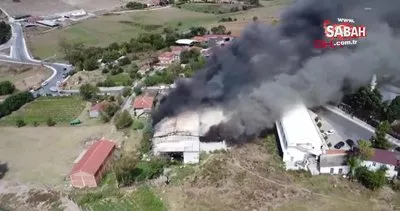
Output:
[[0, 96, 86, 126], [27, 0, 288, 59]]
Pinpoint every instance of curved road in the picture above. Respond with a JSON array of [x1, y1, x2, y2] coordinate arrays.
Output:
[[0, 17, 71, 95]]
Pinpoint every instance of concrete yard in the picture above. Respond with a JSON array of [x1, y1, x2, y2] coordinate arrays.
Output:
[[0, 125, 124, 186]]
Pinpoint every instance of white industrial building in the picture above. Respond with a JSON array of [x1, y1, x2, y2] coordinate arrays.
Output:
[[152, 109, 228, 164], [275, 103, 328, 175]]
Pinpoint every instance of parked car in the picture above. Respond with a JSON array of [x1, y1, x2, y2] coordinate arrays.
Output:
[[394, 147, 400, 153], [334, 141, 345, 149], [345, 139, 355, 148], [326, 130, 335, 135]]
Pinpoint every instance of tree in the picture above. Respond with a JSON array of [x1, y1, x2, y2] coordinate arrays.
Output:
[[133, 86, 142, 96], [347, 156, 361, 181], [16, 119, 26, 128], [357, 139, 374, 160], [79, 83, 100, 100], [370, 121, 391, 149], [317, 122, 322, 128], [132, 118, 145, 130], [383, 96, 400, 123], [118, 57, 131, 66], [122, 87, 132, 97], [344, 86, 383, 120], [114, 110, 133, 129], [0, 91, 34, 118], [0, 81, 16, 95], [0, 21, 11, 45], [211, 25, 227, 35], [46, 117, 56, 126], [83, 57, 98, 71]]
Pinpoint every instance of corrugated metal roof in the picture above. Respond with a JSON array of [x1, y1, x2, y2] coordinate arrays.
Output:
[[70, 140, 115, 175], [280, 104, 322, 147]]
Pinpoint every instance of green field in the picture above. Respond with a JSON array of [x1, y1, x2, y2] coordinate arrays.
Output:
[[180, 3, 240, 14], [0, 96, 86, 126], [107, 73, 132, 86], [28, 7, 224, 59], [80, 186, 166, 211]]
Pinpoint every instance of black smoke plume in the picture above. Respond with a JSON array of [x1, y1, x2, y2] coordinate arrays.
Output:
[[152, 0, 400, 141]]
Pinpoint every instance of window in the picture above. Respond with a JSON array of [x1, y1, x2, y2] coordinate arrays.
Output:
[[330, 168, 334, 174], [372, 162, 376, 166], [338, 168, 343, 174]]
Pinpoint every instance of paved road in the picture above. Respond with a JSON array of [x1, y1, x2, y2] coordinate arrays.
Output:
[[318, 106, 400, 147]]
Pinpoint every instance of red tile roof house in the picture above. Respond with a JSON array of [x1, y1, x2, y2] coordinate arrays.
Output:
[[157, 51, 180, 66], [132, 95, 155, 117], [361, 148, 400, 179], [89, 102, 107, 118], [69, 140, 116, 188]]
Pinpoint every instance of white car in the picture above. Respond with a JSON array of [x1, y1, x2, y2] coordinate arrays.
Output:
[[326, 130, 335, 135], [41, 81, 48, 87]]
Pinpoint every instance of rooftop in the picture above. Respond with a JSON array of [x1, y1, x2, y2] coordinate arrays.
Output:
[[280, 104, 323, 147], [370, 148, 400, 166], [133, 95, 155, 110], [320, 153, 348, 167], [70, 140, 116, 175], [175, 39, 197, 45]]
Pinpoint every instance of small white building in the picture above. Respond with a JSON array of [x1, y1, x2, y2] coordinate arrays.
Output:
[[361, 148, 400, 179], [275, 103, 327, 175], [319, 149, 350, 175], [70, 9, 87, 18], [175, 39, 198, 46]]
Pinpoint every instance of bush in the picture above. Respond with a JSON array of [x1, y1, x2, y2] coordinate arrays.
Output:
[[133, 86, 142, 96], [131, 159, 167, 182], [355, 166, 387, 190], [122, 87, 132, 97], [114, 110, 133, 129], [317, 122, 322, 128], [32, 121, 39, 127], [102, 68, 109, 74], [0, 21, 11, 45], [16, 119, 26, 128], [126, 1, 147, 9], [46, 117, 56, 126], [0, 81, 16, 95], [118, 57, 131, 66], [314, 117, 319, 122], [140, 120, 153, 154], [132, 118, 145, 130]]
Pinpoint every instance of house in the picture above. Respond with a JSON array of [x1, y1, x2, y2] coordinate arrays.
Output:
[[275, 103, 327, 175], [89, 102, 107, 118], [319, 149, 350, 175], [69, 140, 116, 188], [361, 148, 400, 179], [132, 95, 155, 117], [158, 51, 179, 65]]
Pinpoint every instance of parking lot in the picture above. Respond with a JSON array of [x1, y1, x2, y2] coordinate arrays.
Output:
[[318, 117, 353, 150]]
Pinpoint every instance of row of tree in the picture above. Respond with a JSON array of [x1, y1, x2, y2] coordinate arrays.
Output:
[[0, 21, 11, 45], [0, 81, 16, 96], [0, 91, 34, 118]]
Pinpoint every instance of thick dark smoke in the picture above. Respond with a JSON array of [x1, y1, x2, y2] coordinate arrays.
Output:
[[153, 0, 400, 141]]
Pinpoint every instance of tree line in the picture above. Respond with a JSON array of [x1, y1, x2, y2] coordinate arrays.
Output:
[[0, 21, 11, 45], [0, 91, 34, 119], [342, 86, 400, 141]]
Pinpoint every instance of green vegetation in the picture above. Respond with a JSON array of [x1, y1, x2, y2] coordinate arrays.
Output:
[[0, 91, 34, 119], [79, 83, 100, 100], [179, 3, 243, 14], [370, 121, 391, 149], [355, 166, 387, 190], [114, 110, 133, 129], [0, 81, 16, 95], [105, 73, 133, 86], [132, 118, 145, 130], [126, 1, 148, 10], [0, 96, 85, 125], [0, 21, 11, 45]]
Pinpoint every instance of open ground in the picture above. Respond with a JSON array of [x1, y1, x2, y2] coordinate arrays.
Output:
[[159, 136, 400, 211], [0, 96, 86, 125], [27, 0, 287, 59], [0, 125, 126, 186], [0, 63, 52, 91], [0, 0, 131, 16]]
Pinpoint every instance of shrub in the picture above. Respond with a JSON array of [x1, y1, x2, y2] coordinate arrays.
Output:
[[317, 122, 322, 128], [102, 68, 109, 74], [0, 91, 34, 118], [16, 119, 26, 128], [122, 87, 132, 97], [314, 117, 319, 122], [131, 159, 167, 182], [118, 57, 131, 66], [0, 80, 16, 95], [355, 166, 387, 190], [114, 110, 133, 129], [132, 118, 145, 130], [46, 117, 56, 126], [32, 121, 39, 127]]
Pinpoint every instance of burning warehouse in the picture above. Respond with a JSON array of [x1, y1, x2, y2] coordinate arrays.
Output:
[[152, 108, 228, 164]]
